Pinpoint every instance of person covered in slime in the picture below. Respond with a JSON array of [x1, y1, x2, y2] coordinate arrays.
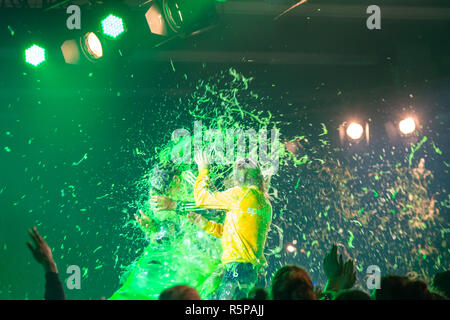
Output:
[[188, 152, 273, 300], [110, 162, 222, 300]]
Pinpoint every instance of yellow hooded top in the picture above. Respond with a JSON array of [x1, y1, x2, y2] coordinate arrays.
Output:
[[194, 168, 272, 266]]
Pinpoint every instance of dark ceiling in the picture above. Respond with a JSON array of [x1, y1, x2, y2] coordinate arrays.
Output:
[[1, 0, 449, 121]]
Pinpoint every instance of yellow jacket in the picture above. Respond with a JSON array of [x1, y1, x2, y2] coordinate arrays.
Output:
[[194, 168, 272, 266]]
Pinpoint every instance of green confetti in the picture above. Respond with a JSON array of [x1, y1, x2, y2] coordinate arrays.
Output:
[[432, 142, 442, 155], [408, 136, 428, 166], [72, 153, 88, 166], [93, 246, 103, 254], [294, 155, 309, 166], [348, 231, 355, 248], [319, 123, 328, 136], [391, 190, 398, 199], [294, 178, 300, 189], [8, 25, 14, 36]]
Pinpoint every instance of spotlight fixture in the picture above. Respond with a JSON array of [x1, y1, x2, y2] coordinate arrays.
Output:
[[61, 32, 104, 65], [399, 117, 416, 135], [145, 0, 218, 38], [101, 14, 126, 39], [81, 32, 104, 61], [385, 115, 420, 143], [24, 44, 46, 67], [339, 120, 370, 146]]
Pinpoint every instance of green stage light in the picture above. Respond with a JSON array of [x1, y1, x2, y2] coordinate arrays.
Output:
[[25, 44, 46, 67], [101, 14, 125, 39]]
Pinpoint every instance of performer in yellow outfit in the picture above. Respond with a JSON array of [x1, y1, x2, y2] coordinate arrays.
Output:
[[188, 152, 272, 300]]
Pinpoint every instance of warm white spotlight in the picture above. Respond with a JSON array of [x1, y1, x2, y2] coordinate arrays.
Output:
[[62, 33, 103, 65], [286, 244, 296, 253], [346, 122, 364, 140], [399, 117, 416, 135], [84, 32, 103, 60]]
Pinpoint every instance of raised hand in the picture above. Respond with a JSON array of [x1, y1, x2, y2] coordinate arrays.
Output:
[[135, 209, 158, 233], [187, 212, 207, 229], [338, 259, 357, 290], [194, 151, 209, 171], [149, 195, 176, 211], [27, 226, 57, 273], [323, 244, 344, 280]]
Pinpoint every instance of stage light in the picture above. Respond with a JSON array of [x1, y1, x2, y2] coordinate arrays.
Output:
[[346, 122, 364, 140], [101, 14, 125, 39], [399, 117, 416, 135], [82, 32, 103, 60], [286, 244, 296, 253], [61, 32, 103, 65], [25, 44, 46, 67], [146, 0, 217, 37]]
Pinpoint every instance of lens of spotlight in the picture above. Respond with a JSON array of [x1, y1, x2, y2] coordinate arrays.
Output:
[[399, 117, 416, 135], [25, 44, 46, 67], [86, 32, 103, 58], [81, 32, 103, 61], [346, 122, 364, 140]]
